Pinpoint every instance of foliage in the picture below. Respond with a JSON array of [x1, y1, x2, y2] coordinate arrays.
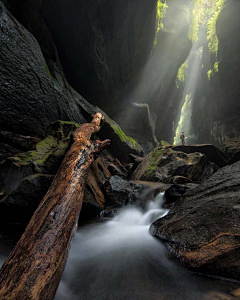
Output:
[[187, 0, 226, 80], [154, 0, 168, 46], [111, 125, 137, 147], [177, 60, 189, 83], [207, 0, 226, 55], [206, 0, 226, 78]]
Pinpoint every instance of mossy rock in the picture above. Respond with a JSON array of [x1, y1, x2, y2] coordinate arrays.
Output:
[[160, 140, 170, 146], [96, 110, 143, 164], [0, 120, 79, 199], [132, 146, 165, 181], [132, 145, 215, 182]]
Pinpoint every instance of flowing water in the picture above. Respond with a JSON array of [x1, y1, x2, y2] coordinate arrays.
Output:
[[53, 193, 237, 300]]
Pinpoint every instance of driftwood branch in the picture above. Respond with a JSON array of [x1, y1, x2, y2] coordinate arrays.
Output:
[[0, 113, 110, 300]]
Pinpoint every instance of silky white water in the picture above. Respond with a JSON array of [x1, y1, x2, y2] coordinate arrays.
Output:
[[54, 193, 234, 300]]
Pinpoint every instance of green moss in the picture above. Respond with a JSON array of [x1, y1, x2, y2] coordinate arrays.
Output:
[[7, 121, 78, 172], [54, 120, 80, 126], [10, 150, 43, 166], [154, 0, 168, 46], [144, 146, 165, 179], [46, 65, 51, 78], [160, 140, 170, 146], [177, 60, 189, 83], [188, 0, 226, 79], [135, 146, 165, 180], [111, 124, 137, 148], [36, 136, 57, 154]]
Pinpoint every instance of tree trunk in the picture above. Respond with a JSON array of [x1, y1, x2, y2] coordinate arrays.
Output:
[[0, 113, 110, 300]]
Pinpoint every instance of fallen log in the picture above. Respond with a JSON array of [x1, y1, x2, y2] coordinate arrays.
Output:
[[0, 113, 110, 300]]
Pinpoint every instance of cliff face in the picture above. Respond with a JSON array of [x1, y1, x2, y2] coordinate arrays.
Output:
[[191, 0, 240, 146], [0, 1, 86, 139], [41, 0, 192, 145], [41, 0, 157, 117]]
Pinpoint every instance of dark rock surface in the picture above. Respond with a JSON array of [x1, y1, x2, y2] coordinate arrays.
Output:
[[164, 183, 199, 205], [172, 144, 227, 168], [0, 2, 85, 137], [0, 1, 142, 167], [107, 175, 144, 207], [41, 0, 192, 145], [0, 121, 78, 222], [191, 0, 240, 145], [150, 161, 240, 280], [228, 151, 240, 165], [132, 146, 216, 183], [41, 0, 156, 116], [0, 174, 54, 223], [222, 137, 240, 159]]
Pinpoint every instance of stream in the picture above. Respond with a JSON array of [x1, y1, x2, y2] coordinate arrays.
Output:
[[0, 193, 237, 299], [53, 193, 236, 300]]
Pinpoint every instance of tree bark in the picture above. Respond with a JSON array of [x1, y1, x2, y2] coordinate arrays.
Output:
[[0, 113, 110, 300]]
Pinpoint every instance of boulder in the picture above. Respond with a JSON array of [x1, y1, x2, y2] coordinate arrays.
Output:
[[222, 137, 240, 164], [132, 146, 217, 183], [164, 183, 199, 205], [150, 161, 240, 280], [0, 121, 78, 223], [172, 144, 228, 168], [0, 174, 54, 223], [106, 175, 144, 207], [228, 151, 240, 165], [222, 137, 240, 159]]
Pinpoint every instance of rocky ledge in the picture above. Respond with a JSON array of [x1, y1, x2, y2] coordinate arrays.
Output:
[[150, 160, 240, 280]]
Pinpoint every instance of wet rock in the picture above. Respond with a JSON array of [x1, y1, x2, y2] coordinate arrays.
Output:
[[0, 131, 40, 153], [150, 161, 240, 280], [163, 175, 193, 185], [132, 146, 216, 183], [0, 174, 54, 223], [107, 176, 144, 207], [172, 145, 227, 168], [0, 143, 22, 162], [164, 183, 198, 205], [222, 137, 240, 165], [228, 151, 240, 165], [222, 137, 240, 159]]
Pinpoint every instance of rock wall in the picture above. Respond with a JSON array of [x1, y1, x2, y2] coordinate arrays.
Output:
[[41, 0, 157, 116], [0, 1, 85, 138], [41, 0, 192, 145], [191, 0, 240, 146]]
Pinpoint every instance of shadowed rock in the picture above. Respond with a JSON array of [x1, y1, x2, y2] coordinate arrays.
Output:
[[150, 160, 240, 280], [172, 144, 228, 168]]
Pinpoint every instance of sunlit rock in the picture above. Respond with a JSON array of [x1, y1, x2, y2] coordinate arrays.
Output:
[[132, 145, 216, 183]]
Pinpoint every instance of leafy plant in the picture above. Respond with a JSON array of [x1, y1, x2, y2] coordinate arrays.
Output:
[[177, 60, 189, 83], [154, 0, 168, 46]]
